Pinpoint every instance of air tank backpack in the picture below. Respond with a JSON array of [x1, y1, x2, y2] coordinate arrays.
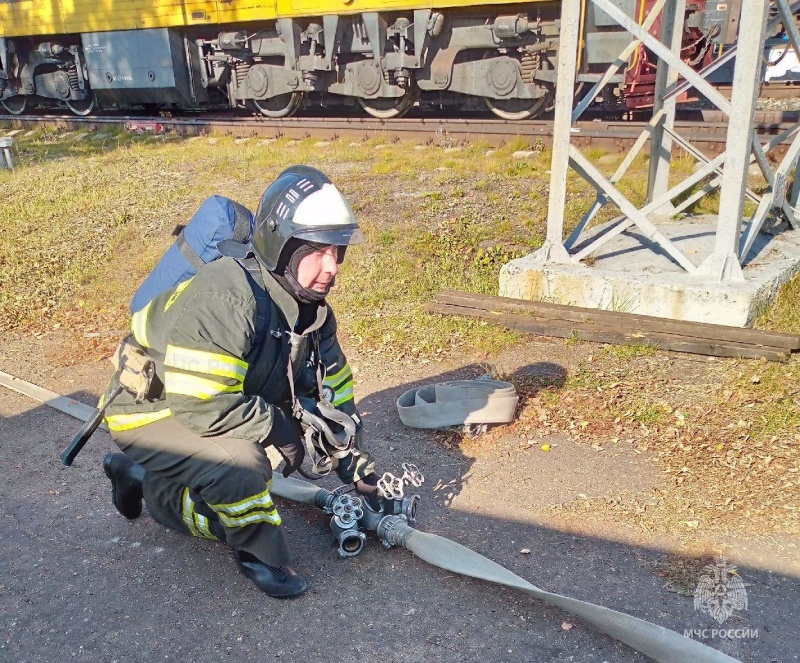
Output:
[[130, 195, 255, 313]]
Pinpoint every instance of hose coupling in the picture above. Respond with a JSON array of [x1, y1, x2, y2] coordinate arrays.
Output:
[[376, 514, 414, 549], [384, 494, 420, 525], [315, 489, 336, 512], [328, 494, 367, 558]]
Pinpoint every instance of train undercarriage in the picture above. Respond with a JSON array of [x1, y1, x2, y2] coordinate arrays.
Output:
[[0, 3, 793, 120]]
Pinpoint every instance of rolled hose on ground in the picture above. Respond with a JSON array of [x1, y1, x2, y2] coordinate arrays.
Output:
[[271, 474, 740, 663]]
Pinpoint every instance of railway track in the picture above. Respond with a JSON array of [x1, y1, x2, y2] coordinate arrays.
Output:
[[2, 110, 798, 155]]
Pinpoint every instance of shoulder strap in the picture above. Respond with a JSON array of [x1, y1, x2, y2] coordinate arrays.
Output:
[[237, 256, 270, 346], [231, 200, 253, 243], [175, 230, 205, 271]]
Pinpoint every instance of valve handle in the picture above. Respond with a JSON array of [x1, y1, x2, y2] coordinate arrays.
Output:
[[401, 463, 424, 488], [331, 494, 364, 524], [377, 472, 405, 500]]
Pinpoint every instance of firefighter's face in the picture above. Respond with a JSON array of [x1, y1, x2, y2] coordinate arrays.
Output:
[[297, 245, 340, 291]]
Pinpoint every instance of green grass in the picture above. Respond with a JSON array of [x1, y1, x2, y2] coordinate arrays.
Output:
[[630, 399, 673, 425], [333, 210, 533, 357], [0, 128, 549, 356], [4, 125, 794, 366], [757, 269, 800, 333], [731, 361, 800, 439]]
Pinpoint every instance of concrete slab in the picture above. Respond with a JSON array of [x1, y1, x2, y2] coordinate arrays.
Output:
[[499, 215, 800, 327]]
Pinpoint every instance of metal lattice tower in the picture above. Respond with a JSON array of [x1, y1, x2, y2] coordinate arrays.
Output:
[[501, 0, 800, 325]]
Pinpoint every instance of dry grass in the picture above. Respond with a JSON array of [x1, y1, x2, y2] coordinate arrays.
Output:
[[456, 344, 800, 541]]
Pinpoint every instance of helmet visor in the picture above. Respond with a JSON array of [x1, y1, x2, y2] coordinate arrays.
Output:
[[293, 226, 365, 247]]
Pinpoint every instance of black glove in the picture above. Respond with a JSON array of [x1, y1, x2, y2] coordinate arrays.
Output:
[[264, 407, 305, 478], [355, 473, 381, 510]]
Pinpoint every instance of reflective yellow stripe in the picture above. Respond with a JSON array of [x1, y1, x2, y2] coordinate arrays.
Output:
[[105, 408, 172, 432], [210, 484, 282, 528], [211, 484, 275, 515], [164, 372, 243, 400], [164, 278, 193, 313], [131, 301, 152, 349], [164, 345, 248, 382], [324, 363, 354, 406], [181, 488, 219, 540], [195, 513, 218, 540], [182, 488, 199, 537], [331, 383, 354, 406], [218, 509, 281, 527], [324, 363, 352, 388]]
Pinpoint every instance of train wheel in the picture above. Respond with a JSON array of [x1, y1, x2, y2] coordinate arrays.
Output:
[[66, 95, 96, 116], [484, 95, 550, 121], [358, 88, 417, 119], [1, 95, 27, 115], [250, 93, 303, 118]]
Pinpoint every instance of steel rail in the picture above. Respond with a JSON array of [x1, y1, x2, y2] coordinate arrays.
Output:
[[1, 112, 797, 154]]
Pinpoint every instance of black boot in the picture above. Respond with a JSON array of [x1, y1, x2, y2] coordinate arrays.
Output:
[[233, 550, 309, 599], [103, 452, 146, 520]]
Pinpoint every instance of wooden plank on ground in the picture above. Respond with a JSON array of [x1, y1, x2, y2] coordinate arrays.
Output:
[[434, 290, 800, 350], [427, 302, 790, 362]]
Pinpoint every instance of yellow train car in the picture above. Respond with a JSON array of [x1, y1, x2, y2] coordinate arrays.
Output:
[[0, 1, 743, 118]]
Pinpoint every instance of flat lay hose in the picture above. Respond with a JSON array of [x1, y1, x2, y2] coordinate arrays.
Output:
[[271, 475, 740, 663], [402, 529, 739, 663], [0, 373, 739, 663]]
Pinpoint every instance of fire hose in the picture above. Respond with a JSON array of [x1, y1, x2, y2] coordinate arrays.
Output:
[[0, 370, 741, 663], [272, 473, 740, 663]]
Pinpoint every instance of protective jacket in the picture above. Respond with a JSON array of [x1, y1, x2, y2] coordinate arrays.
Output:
[[103, 256, 375, 484]]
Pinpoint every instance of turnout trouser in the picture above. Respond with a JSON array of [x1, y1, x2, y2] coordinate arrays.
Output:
[[111, 416, 292, 567]]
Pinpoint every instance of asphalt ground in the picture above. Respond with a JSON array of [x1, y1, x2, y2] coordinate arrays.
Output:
[[1, 344, 799, 663]]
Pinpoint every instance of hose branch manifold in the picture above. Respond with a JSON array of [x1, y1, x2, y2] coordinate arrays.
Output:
[[311, 464, 424, 557]]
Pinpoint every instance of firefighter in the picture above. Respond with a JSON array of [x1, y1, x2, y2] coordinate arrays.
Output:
[[101, 165, 380, 598]]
